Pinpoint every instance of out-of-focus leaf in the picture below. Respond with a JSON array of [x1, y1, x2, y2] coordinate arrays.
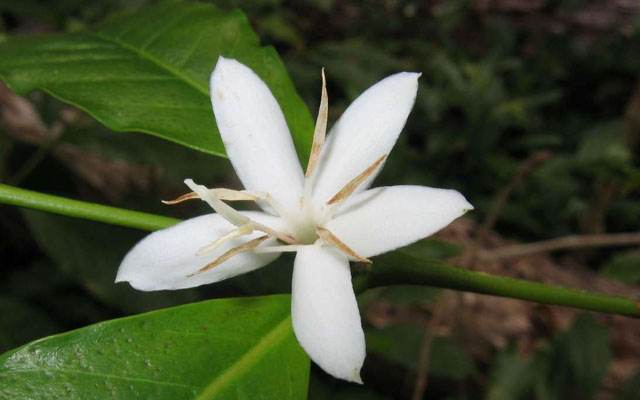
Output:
[[365, 324, 423, 371], [0, 295, 309, 400], [398, 239, 462, 260], [488, 348, 537, 400], [22, 210, 199, 314], [0, 1, 313, 160], [366, 324, 474, 379], [564, 314, 611, 398], [490, 314, 611, 400], [601, 252, 640, 285], [616, 369, 640, 400], [577, 121, 631, 170], [429, 337, 476, 379], [257, 13, 302, 47], [308, 41, 402, 101], [536, 313, 611, 400]]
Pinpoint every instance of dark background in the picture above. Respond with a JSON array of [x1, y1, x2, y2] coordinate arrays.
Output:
[[1, 0, 639, 399]]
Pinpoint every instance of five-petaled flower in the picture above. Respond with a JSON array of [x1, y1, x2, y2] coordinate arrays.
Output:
[[116, 57, 472, 383]]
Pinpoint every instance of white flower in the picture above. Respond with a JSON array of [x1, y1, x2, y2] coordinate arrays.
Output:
[[116, 57, 472, 383]]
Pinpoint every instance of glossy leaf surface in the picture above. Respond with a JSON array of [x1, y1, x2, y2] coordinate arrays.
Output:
[[0, 295, 309, 400], [0, 1, 313, 160]]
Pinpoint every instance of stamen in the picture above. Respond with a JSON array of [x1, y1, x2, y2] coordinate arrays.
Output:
[[252, 223, 299, 245], [305, 68, 328, 179], [162, 192, 199, 205], [188, 235, 270, 277], [326, 154, 387, 205], [184, 179, 299, 246], [211, 188, 261, 201], [316, 227, 372, 263], [162, 188, 259, 205], [253, 245, 305, 253], [195, 223, 253, 255], [185, 179, 249, 227]]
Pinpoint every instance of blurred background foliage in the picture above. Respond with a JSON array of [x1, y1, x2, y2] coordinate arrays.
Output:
[[1, 0, 639, 399]]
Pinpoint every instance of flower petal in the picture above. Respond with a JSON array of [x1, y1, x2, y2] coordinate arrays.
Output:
[[116, 212, 285, 291], [291, 244, 365, 383], [325, 186, 473, 258], [311, 72, 420, 204], [210, 57, 304, 214]]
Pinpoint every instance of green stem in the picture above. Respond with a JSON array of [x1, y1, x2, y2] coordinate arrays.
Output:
[[0, 183, 179, 231], [356, 251, 640, 318], [0, 183, 638, 318]]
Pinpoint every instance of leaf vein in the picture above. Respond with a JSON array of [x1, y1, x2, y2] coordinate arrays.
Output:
[[175, 27, 209, 69], [195, 315, 293, 399], [92, 32, 208, 97], [139, 7, 197, 51]]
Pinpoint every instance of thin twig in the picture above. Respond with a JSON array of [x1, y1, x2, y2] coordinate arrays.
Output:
[[479, 232, 640, 261], [412, 297, 446, 400], [476, 151, 551, 245], [462, 151, 551, 267]]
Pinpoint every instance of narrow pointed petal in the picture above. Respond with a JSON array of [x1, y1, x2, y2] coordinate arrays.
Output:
[[325, 186, 473, 258], [210, 57, 305, 215], [311, 72, 420, 204], [116, 212, 285, 291], [291, 245, 365, 383]]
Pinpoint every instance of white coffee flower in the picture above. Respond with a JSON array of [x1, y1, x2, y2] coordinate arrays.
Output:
[[116, 57, 472, 383]]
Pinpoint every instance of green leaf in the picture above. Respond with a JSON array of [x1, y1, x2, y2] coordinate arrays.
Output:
[[616, 369, 640, 400], [535, 313, 611, 400], [563, 314, 611, 398], [366, 324, 475, 380], [601, 252, 640, 285], [429, 337, 476, 379], [0, 295, 309, 400], [397, 239, 462, 260], [0, 1, 313, 161], [488, 348, 537, 400], [365, 323, 424, 371]]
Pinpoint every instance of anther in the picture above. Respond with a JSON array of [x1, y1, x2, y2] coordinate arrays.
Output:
[[327, 154, 387, 205], [196, 223, 253, 256], [188, 235, 270, 277], [185, 179, 249, 227], [162, 192, 199, 205], [305, 68, 328, 179], [316, 227, 371, 263], [162, 188, 260, 205], [184, 179, 299, 246]]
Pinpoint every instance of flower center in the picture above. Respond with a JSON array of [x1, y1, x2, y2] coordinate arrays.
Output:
[[283, 197, 326, 245], [162, 68, 383, 276]]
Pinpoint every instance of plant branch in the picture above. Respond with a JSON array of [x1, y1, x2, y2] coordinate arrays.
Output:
[[478, 232, 640, 261], [0, 183, 638, 318], [355, 251, 640, 318], [476, 151, 551, 245], [0, 183, 179, 231]]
